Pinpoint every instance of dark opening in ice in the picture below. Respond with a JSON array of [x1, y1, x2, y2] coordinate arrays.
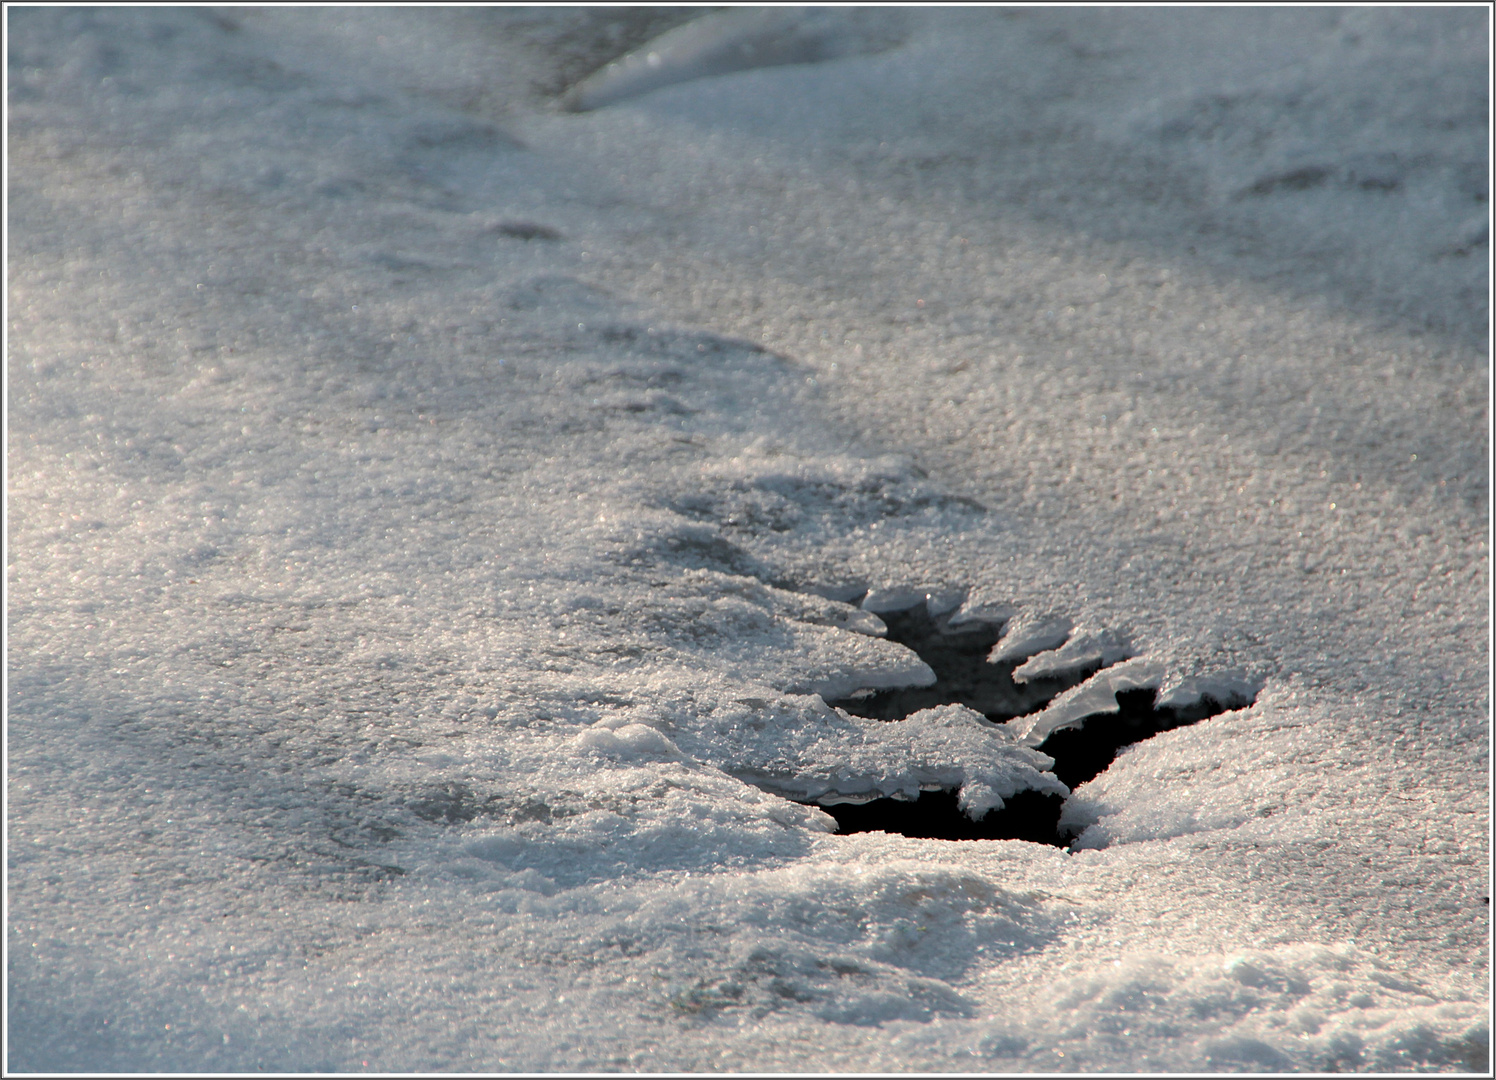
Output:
[[814, 593, 1248, 848], [1037, 688, 1231, 791], [828, 603, 1095, 723], [817, 788, 1066, 845]]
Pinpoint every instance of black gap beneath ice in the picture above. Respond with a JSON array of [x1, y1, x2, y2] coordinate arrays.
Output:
[[818, 789, 1066, 845], [816, 600, 1242, 848], [1039, 689, 1229, 792]]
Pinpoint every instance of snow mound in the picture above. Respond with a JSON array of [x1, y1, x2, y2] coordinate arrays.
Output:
[[571, 856, 1064, 1026], [886, 944, 1486, 1071], [563, 7, 910, 112], [1035, 943, 1487, 1071]]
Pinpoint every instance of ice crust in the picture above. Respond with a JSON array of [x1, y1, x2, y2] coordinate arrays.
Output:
[[6, 5, 1488, 1073], [711, 701, 1066, 815], [1011, 627, 1132, 684]]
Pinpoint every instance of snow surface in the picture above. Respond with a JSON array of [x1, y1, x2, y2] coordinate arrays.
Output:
[[6, 5, 1489, 1072]]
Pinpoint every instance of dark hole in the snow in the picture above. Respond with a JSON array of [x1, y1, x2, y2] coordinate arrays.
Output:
[[818, 788, 1065, 845], [829, 603, 1097, 723], [818, 598, 1244, 848], [1038, 689, 1231, 791]]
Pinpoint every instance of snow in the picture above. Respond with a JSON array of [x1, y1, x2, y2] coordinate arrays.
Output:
[[563, 7, 910, 114], [1010, 627, 1132, 684], [1008, 658, 1166, 746], [6, 4, 1488, 1073]]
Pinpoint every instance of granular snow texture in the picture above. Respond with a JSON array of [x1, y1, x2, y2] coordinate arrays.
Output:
[[6, 6, 1488, 1072]]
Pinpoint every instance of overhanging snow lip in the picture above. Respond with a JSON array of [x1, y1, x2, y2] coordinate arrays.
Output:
[[1008, 659, 1169, 746], [797, 660, 937, 701]]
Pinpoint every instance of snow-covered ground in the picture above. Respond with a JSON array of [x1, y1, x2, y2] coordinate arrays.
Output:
[[6, 6, 1489, 1072]]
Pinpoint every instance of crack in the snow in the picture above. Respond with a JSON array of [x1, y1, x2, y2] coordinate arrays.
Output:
[[815, 591, 1252, 848]]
